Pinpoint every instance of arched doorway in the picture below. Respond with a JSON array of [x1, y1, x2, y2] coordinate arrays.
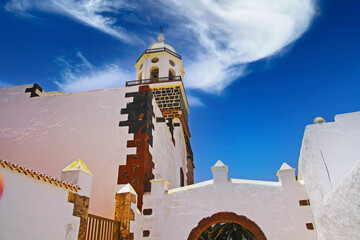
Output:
[[187, 212, 267, 240]]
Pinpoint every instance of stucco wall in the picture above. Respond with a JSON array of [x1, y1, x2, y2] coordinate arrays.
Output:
[[0, 85, 188, 218], [298, 112, 360, 239], [0, 167, 80, 240], [151, 104, 187, 189], [133, 164, 316, 240]]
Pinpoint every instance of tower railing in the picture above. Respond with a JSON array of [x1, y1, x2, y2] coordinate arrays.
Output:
[[126, 76, 182, 87], [136, 47, 182, 63]]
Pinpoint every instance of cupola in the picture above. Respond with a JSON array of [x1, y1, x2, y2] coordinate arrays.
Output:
[[133, 33, 185, 84]]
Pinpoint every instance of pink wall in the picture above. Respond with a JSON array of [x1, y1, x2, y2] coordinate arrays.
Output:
[[0, 85, 188, 218]]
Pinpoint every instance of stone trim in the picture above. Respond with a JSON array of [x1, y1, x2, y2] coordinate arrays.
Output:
[[118, 85, 155, 210], [187, 212, 267, 240], [115, 191, 137, 240], [0, 159, 80, 192], [25, 83, 43, 97]]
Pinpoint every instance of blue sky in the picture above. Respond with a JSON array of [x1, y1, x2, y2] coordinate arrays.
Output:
[[1, 0, 359, 182]]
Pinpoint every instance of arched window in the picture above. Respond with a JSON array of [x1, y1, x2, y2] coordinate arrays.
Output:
[[180, 168, 184, 187], [138, 72, 142, 80], [150, 68, 159, 82], [169, 69, 175, 80]]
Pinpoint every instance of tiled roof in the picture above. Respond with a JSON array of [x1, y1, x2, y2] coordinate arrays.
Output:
[[0, 159, 80, 192]]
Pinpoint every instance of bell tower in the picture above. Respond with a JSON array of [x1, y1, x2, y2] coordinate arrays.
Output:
[[126, 33, 194, 185]]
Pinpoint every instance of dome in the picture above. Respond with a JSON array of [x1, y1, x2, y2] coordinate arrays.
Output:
[[148, 34, 176, 53]]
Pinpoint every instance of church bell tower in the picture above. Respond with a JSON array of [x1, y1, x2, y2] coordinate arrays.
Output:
[[126, 33, 194, 185]]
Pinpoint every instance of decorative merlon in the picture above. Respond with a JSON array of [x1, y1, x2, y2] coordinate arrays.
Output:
[[118, 183, 138, 196], [276, 162, 295, 176], [211, 160, 228, 184], [277, 162, 296, 186], [61, 159, 93, 197], [115, 184, 137, 240], [62, 159, 93, 176]]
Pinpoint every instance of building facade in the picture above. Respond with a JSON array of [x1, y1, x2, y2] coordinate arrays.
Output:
[[0, 34, 359, 240]]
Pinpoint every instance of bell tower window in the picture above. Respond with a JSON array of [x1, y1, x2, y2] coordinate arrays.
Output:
[[138, 72, 142, 80], [151, 68, 159, 82], [169, 69, 175, 80]]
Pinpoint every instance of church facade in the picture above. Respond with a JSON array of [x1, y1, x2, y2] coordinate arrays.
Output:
[[0, 34, 359, 240]]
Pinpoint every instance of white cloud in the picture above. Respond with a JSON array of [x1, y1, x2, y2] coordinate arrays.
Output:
[[187, 95, 204, 107], [54, 52, 132, 93], [5, 0, 317, 94], [162, 0, 316, 93]]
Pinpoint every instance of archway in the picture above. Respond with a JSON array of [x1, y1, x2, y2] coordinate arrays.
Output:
[[150, 67, 159, 82], [187, 212, 267, 240], [169, 69, 175, 80]]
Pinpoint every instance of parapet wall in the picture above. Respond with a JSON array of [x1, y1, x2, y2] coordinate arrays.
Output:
[[131, 162, 317, 240]]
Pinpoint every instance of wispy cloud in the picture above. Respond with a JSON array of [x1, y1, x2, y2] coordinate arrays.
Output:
[[162, 0, 316, 93], [5, 0, 317, 94], [187, 95, 204, 107], [5, 0, 140, 44], [54, 52, 131, 93]]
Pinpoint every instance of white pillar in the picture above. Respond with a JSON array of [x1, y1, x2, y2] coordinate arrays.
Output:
[[277, 162, 296, 187], [211, 160, 228, 184]]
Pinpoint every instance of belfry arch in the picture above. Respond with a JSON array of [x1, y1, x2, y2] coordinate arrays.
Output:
[[187, 212, 267, 240]]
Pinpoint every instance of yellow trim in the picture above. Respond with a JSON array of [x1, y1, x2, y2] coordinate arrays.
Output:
[[135, 52, 167, 69]]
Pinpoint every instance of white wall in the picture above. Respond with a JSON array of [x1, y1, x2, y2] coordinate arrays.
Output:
[[298, 111, 360, 239], [0, 85, 189, 218], [151, 104, 188, 189], [0, 167, 80, 240], [133, 165, 316, 240]]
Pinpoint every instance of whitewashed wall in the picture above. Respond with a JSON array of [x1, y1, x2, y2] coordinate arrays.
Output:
[[0, 85, 188, 218], [298, 112, 360, 239], [151, 104, 188, 189], [133, 163, 316, 240], [0, 167, 80, 240]]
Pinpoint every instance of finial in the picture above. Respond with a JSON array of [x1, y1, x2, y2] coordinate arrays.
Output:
[[158, 26, 164, 42], [313, 117, 326, 124]]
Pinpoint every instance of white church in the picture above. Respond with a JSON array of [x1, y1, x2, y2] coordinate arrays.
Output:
[[0, 34, 359, 240]]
